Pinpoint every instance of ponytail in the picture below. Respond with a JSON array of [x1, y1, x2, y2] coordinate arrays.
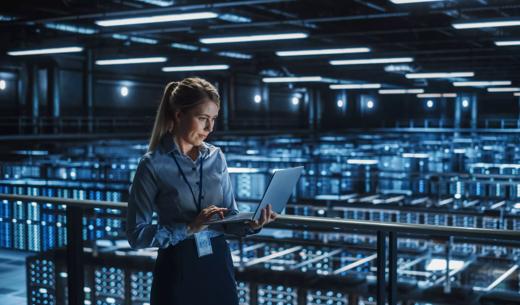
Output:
[[148, 82, 178, 152], [148, 78, 220, 152]]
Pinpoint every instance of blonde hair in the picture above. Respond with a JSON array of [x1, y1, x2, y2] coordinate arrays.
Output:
[[148, 77, 220, 152]]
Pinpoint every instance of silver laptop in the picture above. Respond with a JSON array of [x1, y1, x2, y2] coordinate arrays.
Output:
[[206, 166, 304, 224]]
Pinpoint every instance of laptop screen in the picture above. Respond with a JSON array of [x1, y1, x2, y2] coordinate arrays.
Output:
[[252, 166, 304, 220]]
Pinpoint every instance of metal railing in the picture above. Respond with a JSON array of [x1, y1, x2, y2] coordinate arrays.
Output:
[[386, 118, 520, 130], [2, 193, 520, 305]]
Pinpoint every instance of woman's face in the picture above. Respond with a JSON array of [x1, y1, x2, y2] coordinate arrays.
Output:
[[175, 98, 219, 147]]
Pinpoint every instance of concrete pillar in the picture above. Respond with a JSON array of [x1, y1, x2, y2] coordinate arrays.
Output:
[[454, 94, 462, 133], [47, 65, 61, 133], [262, 82, 269, 128], [17, 65, 28, 121], [315, 88, 322, 130], [215, 78, 228, 131], [470, 93, 477, 130], [307, 88, 315, 130], [83, 49, 94, 133], [29, 64, 39, 134], [47, 65, 60, 118]]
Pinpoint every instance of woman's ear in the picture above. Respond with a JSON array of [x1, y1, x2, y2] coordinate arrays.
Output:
[[174, 110, 182, 125]]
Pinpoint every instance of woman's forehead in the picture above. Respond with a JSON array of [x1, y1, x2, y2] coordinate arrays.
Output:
[[190, 98, 219, 115]]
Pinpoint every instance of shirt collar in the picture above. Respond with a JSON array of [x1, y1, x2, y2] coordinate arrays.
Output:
[[160, 132, 209, 157]]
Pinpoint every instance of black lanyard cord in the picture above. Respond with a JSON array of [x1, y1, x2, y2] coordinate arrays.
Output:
[[172, 152, 203, 212]]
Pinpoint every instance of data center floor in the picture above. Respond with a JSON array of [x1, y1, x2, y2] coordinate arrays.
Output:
[[0, 249, 31, 305]]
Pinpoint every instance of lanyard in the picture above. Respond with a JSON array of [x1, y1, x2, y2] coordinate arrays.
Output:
[[172, 152, 203, 212]]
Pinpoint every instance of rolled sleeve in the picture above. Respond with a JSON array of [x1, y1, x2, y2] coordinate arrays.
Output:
[[126, 156, 188, 249]]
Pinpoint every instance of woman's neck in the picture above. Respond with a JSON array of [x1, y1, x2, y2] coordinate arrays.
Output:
[[173, 133, 198, 160]]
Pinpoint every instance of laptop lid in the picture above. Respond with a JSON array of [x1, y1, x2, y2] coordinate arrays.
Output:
[[252, 166, 304, 221]]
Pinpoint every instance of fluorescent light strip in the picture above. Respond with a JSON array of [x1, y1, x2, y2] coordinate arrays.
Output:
[[453, 81, 511, 87], [276, 47, 370, 56], [379, 89, 424, 94], [134, 0, 174, 6], [44, 23, 98, 34], [8, 46, 83, 56], [347, 159, 378, 165], [171, 42, 199, 51], [129, 36, 158, 44], [217, 51, 252, 59], [487, 87, 520, 92], [162, 65, 229, 72], [330, 57, 413, 65], [96, 12, 218, 27], [417, 93, 457, 98], [200, 33, 308, 44], [406, 72, 474, 79], [495, 40, 520, 46], [391, 0, 444, 3], [402, 153, 430, 158], [453, 19, 520, 29], [96, 57, 167, 65], [262, 76, 322, 83], [514, 93, 520, 96], [330, 83, 381, 89], [218, 14, 251, 23]]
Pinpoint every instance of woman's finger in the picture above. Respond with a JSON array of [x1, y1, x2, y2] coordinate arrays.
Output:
[[259, 208, 267, 225]]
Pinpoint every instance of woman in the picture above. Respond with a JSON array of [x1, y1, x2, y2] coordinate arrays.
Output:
[[126, 77, 276, 305]]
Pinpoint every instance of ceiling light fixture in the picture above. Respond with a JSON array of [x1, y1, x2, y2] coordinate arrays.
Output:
[[96, 12, 218, 27], [495, 40, 520, 46], [8, 46, 83, 56], [379, 89, 424, 94], [200, 32, 308, 44], [452, 19, 520, 29], [406, 72, 474, 79], [276, 47, 370, 56], [262, 76, 323, 83], [453, 81, 511, 87], [330, 57, 413, 65], [487, 87, 520, 92], [329, 83, 381, 89], [162, 64, 229, 72], [417, 93, 457, 98], [95, 57, 167, 65]]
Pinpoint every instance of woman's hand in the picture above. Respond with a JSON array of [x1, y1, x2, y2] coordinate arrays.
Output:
[[188, 205, 227, 234], [249, 204, 277, 230]]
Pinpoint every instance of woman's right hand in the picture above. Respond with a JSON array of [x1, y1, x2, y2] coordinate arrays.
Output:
[[187, 205, 228, 234]]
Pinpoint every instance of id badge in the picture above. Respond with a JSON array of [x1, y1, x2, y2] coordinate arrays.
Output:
[[194, 231, 213, 257]]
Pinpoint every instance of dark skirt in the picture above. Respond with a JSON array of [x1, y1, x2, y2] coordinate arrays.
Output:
[[150, 235, 239, 305]]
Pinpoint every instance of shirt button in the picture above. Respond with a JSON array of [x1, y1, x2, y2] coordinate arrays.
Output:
[[196, 182, 200, 185], [192, 167, 196, 171]]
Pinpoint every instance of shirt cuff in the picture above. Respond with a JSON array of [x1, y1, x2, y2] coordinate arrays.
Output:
[[167, 223, 189, 247]]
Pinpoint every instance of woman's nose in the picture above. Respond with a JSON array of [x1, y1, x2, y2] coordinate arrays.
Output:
[[205, 120, 213, 132]]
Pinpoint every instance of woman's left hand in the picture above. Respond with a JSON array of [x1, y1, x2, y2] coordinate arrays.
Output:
[[249, 204, 277, 230]]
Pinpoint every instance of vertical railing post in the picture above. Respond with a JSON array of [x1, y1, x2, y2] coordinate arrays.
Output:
[[444, 237, 452, 293], [66, 206, 85, 305], [376, 231, 386, 305], [388, 231, 398, 305]]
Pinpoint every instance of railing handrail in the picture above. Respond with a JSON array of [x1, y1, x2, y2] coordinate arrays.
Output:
[[2, 193, 520, 241]]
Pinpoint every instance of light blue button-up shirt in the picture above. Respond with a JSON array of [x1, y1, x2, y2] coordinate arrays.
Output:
[[126, 132, 257, 249]]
